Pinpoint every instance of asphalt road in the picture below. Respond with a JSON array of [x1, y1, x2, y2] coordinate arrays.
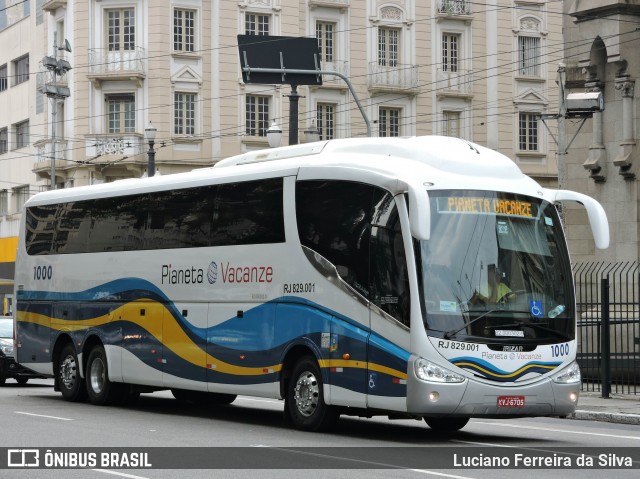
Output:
[[1, 379, 639, 478]]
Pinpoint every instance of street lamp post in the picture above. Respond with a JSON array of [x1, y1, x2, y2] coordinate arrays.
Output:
[[145, 121, 157, 177], [266, 121, 282, 148], [303, 119, 320, 143]]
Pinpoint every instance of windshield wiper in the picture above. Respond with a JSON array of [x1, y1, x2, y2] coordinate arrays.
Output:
[[443, 308, 502, 340]]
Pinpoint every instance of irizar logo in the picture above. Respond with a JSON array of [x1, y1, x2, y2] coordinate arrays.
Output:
[[162, 264, 204, 285]]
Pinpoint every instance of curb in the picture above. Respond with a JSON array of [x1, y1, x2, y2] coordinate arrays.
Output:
[[569, 410, 640, 425]]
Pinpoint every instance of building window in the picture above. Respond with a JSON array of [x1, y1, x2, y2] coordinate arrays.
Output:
[[14, 185, 30, 212], [519, 113, 538, 151], [15, 121, 29, 149], [378, 27, 399, 67], [174, 8, 196, 52], [245, 95, 269, 136], [0, 64, 7, 91], [106, 95, 135, 133], [0, 128, 7, 154], [443, 111, 460, 137], [13, 55, 29, 85], [245, 13, 270, 36], [107, 8, 135, 51], [0, 190, 7, 215], [379, 107, 401, 137], [316, 21, 335, 63], [442, 33, 459, 73], [174, 92, 196, 135], [317, 103, 335, 140], [518, 35, 540, 77]]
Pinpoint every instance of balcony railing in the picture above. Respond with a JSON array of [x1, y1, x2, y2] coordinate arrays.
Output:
[[85, 134, 145, 157], [35, 139, 67, 163], [436, 68, 473, 95], [437, 0, 472, 16], [368, 62, 419, 91], [87, 47, 146, 81]]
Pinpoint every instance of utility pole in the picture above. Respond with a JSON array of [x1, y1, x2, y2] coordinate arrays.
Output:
[[41, 40, 72, 190], [557, 64, 567, 191]]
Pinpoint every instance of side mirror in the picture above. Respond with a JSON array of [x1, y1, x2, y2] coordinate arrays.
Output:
[[545, 189, 610, 249], [406, 180, 431, 241]]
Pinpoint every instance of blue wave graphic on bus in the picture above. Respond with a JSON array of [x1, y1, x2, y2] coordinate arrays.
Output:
[[451, 356, 561, 381], [17, 278, 403, 353], [17, 278, 410, 395]]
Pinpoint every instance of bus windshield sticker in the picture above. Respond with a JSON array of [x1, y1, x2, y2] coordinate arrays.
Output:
[[439, 300, 458, 312], [436, 197, 538, 218], [545, 216, 553, 226], [529, 300, 544, 318], [495, 330, 525, 337]]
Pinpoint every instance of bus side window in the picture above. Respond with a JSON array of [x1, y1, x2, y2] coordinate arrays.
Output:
[[370, 196, 410, 327], [296, 180, 376, 299]]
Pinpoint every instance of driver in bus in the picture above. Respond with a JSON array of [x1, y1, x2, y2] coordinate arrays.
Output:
[[469, 264, 513, 305]]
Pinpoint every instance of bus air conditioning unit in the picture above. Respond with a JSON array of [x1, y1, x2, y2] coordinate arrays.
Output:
[[565, 92, 603, 118]]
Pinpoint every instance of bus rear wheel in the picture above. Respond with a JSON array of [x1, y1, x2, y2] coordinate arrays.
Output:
[[57, 343, 86, 402], [424, 417, 469, 432], [86, 345, 123, 406], [285, 356, 338, 432]]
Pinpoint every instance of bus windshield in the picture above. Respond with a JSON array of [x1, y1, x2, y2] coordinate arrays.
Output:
[[417, 190, 574, 343]]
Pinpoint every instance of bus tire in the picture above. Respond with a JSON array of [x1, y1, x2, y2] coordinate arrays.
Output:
[[424, 417, 469, 432], [285, 356, 338, 432], [57, 343, 87, 402], [86, 345, 121, 406]]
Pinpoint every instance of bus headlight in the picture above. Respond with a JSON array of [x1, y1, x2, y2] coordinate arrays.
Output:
[[552, 361, 581, 384], [414, 358, 465, 383]]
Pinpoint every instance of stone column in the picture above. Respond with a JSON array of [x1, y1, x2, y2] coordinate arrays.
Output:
[[582, 81, 606, 182], [613, 76, 636, 179]]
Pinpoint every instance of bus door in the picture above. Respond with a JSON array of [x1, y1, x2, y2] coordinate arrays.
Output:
[[162, 302, 208, 390], [367, 194, 411, 410], [295, 180, 402, 408]]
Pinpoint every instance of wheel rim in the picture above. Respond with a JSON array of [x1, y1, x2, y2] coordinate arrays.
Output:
[[89, 356, 105, 395], [59, 354, 78, 390], [294, 370, 319, 417]]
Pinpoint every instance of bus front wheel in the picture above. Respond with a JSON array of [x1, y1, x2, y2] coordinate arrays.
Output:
[[285, 356, 338, 432], [424, 417, 469, 432], [57, 343, 87, 402], [86, 345, 122, 406]]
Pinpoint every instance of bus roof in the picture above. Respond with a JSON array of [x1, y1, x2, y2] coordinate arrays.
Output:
[[24, 136, 541, 207]]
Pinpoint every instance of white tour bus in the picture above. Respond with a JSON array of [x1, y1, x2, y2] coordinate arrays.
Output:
[[14, 136, 609, 432]]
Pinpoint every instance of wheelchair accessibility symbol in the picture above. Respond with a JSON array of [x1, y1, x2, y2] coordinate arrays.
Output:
[[529, 300, 543, 318], [369, 373, 377, 390]]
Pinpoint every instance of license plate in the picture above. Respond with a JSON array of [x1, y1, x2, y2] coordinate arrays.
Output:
[[497, 395, 525, 408]]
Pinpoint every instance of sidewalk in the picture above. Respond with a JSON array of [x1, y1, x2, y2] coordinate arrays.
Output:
[[567, 391, 640, 425]]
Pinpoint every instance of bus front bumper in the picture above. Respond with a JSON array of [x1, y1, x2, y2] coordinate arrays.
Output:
[[407, 374, 580, 418]]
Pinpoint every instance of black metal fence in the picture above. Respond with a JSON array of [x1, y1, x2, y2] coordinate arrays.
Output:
[[573, 261, 640, 396]]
